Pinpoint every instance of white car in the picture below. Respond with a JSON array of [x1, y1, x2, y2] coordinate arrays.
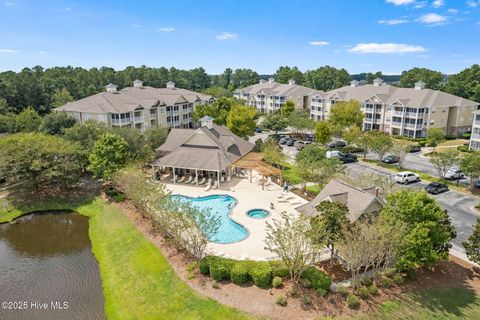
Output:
[[444, 168, 465, 180], [395, 171, 420, 184]]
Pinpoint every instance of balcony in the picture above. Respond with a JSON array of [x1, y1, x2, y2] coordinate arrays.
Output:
[[471, 133, 480, 141], [474, 120, 480, 126], [111, 118, 131, 125], [134, 116, 143, 122], [167, 110, 179, 116]]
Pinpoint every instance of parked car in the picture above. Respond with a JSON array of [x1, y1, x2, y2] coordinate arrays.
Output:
[[294, 140, 312, 150], [395, 171, 420, 184], [382, 154, 400, 164], [279, 137, 289, 145], [305, 134, 315, 142], [327, 140, 346, 148], [409, 145, 421, 153], [326, 150, 357, 163], [425, 182, 449, 194], [286, 138, 297, 146], [255, 127, 262, 133], [475, 180, 480, 189], [444, 168, 465, 180]]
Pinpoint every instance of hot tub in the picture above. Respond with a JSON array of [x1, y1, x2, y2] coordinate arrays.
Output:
[[246, 209, 270, 219]]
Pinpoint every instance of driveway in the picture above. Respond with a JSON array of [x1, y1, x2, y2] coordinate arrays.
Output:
[[347, 161, 480, 263]]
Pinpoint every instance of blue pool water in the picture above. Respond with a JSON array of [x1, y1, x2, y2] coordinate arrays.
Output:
[[169, 194, 248, 244], [246, 209, 270, 219]]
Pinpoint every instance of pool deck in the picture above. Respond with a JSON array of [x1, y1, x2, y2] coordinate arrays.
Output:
[[161, 172, 309, 260]]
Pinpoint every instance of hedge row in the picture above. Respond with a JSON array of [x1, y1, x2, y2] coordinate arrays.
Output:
[[200, 256, 331, 291]]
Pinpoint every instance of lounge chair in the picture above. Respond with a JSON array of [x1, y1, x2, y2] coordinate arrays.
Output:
[[198, 177, 206, 185], [226, 176, 231, 182], [178, 176, 185, 183], [190, 176, 197, 184], [204, 178, 212, 191], [185, 176, 192, 184], [220, 176, 225, 182], [276, 194, 285, 199], [266, 177, 272, 186], [212, 180, 218, 189]]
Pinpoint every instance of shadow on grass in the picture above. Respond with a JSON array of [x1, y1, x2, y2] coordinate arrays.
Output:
[[410, 287, 479, 317]]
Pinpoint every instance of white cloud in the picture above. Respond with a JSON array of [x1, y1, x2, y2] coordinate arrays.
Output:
[[37, 50, 48, 55], [386, 0, 415, 5], [0, 49, 18, 53], [157, 27, 174, 32], [215, 32, 238, 40], [466, 1, 479, 8], [3, 1, 17, 6], [378, 19, 409, 25], [131, 24, 142, 28], [309, 41, 329, 46], [447, 8, 459, 14], [416, 13, 449, 25], [432, 0, 444, 8], [348, 43, 427, 54], [414, 1, 427, 8]]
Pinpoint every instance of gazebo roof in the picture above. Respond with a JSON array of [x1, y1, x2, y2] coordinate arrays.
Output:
[[232, 152, 282, 176]]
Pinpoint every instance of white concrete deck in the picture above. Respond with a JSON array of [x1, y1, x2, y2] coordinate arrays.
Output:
[[162, 172, 308, 260]]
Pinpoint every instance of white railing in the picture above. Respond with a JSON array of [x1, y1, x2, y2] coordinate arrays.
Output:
[[134, 116, 143, 122], [111, 118, 131, 125], [471, 133, 480, 140]]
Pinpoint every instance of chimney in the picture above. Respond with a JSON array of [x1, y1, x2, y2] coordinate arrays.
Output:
[[373, 78, 384, 87], [133, 79, 143, 88], [268, 77, 275, 84], [415, 81, 425, 90], [166, 81, 175, 88], [288, 79, 296, 85], [259, 79, 266, 84], [350, 80, 359, 87], [199, 116, 214, 129], [105, 83, 117, 93]]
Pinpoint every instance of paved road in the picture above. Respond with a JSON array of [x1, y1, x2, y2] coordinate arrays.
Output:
[[346, 161, 479, 262]]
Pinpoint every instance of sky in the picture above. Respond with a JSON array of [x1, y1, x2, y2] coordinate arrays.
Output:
[[0, 0, 479, 74]]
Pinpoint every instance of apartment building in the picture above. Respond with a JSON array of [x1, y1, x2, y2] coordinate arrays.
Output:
[[233, 77, 319, 113], [311, 78, 479, 138], [469, 111, 480, 150], [56, 80, 213, 131]]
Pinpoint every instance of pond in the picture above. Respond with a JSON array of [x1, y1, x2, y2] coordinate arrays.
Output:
[[0, 211, 105, 320]]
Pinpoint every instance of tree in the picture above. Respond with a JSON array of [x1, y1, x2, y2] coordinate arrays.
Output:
[[342, 125, 361, 146], [252, 138, 264, 152], [193, 97, 237, 125], [328, 100, 364, 129], [88, 133, 129, 179], [51, 87, 74, 107], [262, 113, 288, 134], [231, 68, 260, 89], [390, 139, 414, 168], [0, 132, 84, 189], [112, 127, 153, 162], [303, 66, 351, 91], [356, 132, 374, 160], [315, 121, 333, 145], [0, 97, 10, 114], [463, 219, 480, 264], [445, 64, 480, 102], [381, 190, 456, 271], [280, 100, 295, 118], [226, 104, 257, 138], [340, 171, 399, 202], [460, 152, 480, 189], [202, 86, 232, 98], [399, 67, 444, 90], [368, 131, 393, 161], [364, 71, 383, 84], [274, 66, 304, 84], [262, 139, 286, 167], [426, 128, 446, 151], [39, 112, 76, 135], [63, 120, 109, 153], [296, 145, 342, 191], [265, 211, 319, 283], [310, 201, 350, 259], [15, 107, 42, 132], [144, 126, 169, 149], [429, 149, 459, 178], [0, 113, 17, 133], [288, 110, 315, 133]]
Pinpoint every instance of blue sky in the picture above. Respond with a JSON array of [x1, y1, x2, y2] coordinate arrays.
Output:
[[0, 0, 479, 74]]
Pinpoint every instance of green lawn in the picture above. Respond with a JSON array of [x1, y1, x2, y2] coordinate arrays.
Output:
[[282, 162, 302, 184]]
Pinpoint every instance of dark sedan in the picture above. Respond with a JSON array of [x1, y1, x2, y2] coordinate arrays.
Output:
[[327, 140, 347, 148], [409, 145, 421, 153], [339, 153, 358, 164], [279, 137, 289, 145], [286, 138, 297, 146], [382, 154, 400, 164], [425, 182, 449, 194]]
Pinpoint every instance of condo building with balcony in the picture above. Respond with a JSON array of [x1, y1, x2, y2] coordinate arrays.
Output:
[[55, 80, 213, 131], [311, 78, 479, 138], [469, 111, 480, 151], [233, 77, 319, 113]]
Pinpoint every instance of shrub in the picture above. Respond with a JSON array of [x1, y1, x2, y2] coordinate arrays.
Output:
[[346, 294, 360, 309], [383, 267, 397, 278], [315, 288, 328, 297], [368, 285, 379, 296], [360, 276, 372, 287], [381, 278, 394, 288], [186, 261, 198, 273], [302, 295, 312, 308], [199, 259, 210, 275], [301, 267, 332, 291], [288, 286, 299, 297], [276, 295, 287, 306], [300, 278, 312, 288], [337, 286, 348, 297], [457, 145, 470, 153], [356, 287, 370, 299], [230, 262, 250, 284], [462, 133, 471, 139], [249, 262, 272, 288], [210, 263, 230, 281], [418, 141, 426, 147], [272, 276, 283, 288], [211, 280, 219, 289], [269, 261, 290, 278], [393, 274, 404, 285]]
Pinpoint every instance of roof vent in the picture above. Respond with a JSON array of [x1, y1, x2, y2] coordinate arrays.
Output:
[[106, 83, 118, 93], [373, 78, 384, 87], [268, 77, 275, 84], [259, 79, 266, 84], [199, 116, 214, 129], [288, 79, 296, 85], [166, 81, 175, 88], [350, 80, 360, 87], [133, 79, 143, 88], [415, 81, 425, 90]]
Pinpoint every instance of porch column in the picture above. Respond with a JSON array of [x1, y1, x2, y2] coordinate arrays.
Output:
[[173, 167, 176, 183], [195, 169, 198, 186], [217, 170, 220, 187], [250, 169, 253, 183]]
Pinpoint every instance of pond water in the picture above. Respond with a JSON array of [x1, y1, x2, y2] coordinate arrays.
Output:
[[0, 211, 105, 320]]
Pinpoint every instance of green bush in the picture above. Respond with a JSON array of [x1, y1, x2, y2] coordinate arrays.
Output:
[[393, 274, 404, 285], [272, 276, 283, 288], [301, 267, 332, 291], [249, 262, 272, 288], [199, 256, 224, 275], [457, 145, 471, 153], [302, 295, 311, 307], [346, 294, 360, 309], [462, 132, 471, 139], [210, 264, 230, 281], [360, 276, 372, 287], [288, 286, 299, 297], [368, 285, 379, 296], [230, 262, 250, 284], [269, 261, 290, 278], [418, 140, 426, 147], [381, 278, 394, 288], [356, 287, 370, 300], [211, 280, 219, 289], [337, 286, 348, 297], [300, 278, 312, 288], [276, 295, 287, 306], [383, 267, 397, 278], [315, 288, 328, 297]]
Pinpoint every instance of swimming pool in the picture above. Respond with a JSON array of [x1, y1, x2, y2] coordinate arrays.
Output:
[[246, 209, 270, 219], [169, 194, 248, 244]]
